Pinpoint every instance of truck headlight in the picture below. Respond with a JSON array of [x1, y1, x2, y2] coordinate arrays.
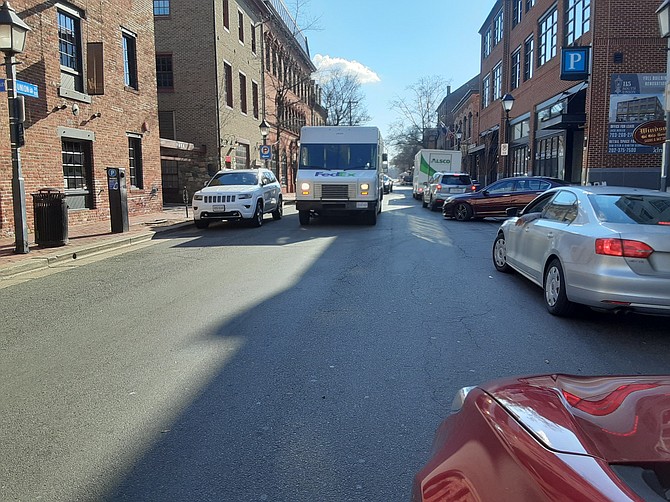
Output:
[[193, 193, 203, 201], [301, 182, 311, 195], [238, 193, 252, 200], [360, 183, 370, 191]]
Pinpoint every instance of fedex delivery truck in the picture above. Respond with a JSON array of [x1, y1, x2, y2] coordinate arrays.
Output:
[[296, 126, 385, 225], [412, 149, 463, 199]]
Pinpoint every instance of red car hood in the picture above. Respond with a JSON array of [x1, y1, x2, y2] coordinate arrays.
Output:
[[481, 374, 670, 463]]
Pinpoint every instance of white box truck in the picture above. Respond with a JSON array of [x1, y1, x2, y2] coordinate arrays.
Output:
[[412, 149, 463, 199], [296, 126, 385, 225]]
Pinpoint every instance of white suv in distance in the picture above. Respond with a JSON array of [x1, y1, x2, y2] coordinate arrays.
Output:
[[191, 168, 283, 228]]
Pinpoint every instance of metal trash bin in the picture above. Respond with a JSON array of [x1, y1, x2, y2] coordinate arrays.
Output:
[[32, 188, 69, 247]]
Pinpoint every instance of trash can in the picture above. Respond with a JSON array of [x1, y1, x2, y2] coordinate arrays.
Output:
[[32, 188, 69, 247]]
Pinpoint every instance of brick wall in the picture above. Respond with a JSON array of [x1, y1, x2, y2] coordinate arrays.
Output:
[[0, 0, 162, 237]]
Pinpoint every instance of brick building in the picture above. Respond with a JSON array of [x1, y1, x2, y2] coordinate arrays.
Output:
[[153, 0, 325, 201], [0, 0, 162, 239], [472, 0, 667, 189]]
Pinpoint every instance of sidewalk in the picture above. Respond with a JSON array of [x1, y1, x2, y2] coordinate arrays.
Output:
[[1, 193, 295, 280]]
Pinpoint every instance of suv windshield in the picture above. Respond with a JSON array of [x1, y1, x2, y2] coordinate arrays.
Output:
[[441, 174, 472, 185], [208, 172, 258, 186]]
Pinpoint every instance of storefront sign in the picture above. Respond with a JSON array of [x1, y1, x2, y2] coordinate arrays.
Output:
[[608, 74, 665, 154], [632, 120, 665, 146]]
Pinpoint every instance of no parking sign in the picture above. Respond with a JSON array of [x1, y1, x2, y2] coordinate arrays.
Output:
[[260, 145, 272, 159]]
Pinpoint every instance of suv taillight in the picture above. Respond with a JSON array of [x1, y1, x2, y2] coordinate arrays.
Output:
[[436, 184, 442, 190], [595, 238, 654, 258]]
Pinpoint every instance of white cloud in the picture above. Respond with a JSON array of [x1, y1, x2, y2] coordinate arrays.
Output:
[[312, 54, 380, 85]]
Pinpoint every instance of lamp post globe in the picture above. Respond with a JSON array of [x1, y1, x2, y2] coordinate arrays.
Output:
[[501, 94, 515, 178]]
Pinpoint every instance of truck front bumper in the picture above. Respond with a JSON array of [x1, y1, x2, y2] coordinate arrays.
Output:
[[296, 200, 377, 212]]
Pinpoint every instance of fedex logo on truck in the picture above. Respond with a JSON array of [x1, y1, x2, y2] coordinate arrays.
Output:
[[315, 171, 357, 177]]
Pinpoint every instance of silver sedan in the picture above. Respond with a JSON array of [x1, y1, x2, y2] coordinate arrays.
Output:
[[492, 185, 670, 316]]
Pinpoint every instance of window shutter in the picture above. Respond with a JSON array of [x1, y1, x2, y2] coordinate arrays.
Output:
[[87, 42, 104, 95]]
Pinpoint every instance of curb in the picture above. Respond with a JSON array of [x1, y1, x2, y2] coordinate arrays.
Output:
[[0, 220, 192, 280]]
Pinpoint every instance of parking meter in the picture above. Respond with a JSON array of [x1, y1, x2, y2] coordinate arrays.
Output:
[[106, 167, 129, 233]]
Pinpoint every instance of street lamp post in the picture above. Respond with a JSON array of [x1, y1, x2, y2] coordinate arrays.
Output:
[[657, 0, 670, 192], [259, 118, 269, 170], [501, 93, 515, 178], [0, 0, 30, 254]]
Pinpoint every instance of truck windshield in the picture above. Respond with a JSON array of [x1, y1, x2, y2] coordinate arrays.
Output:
[[299, 143, 378, 170]]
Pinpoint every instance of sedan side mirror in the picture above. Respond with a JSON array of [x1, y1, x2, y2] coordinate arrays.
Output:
[[506, 207, 519, 217]]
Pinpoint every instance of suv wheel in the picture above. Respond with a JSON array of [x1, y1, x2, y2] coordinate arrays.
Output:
[[194, 219, 209, 229], [250, 200, 263, 227], [272, 197, 283, 220]]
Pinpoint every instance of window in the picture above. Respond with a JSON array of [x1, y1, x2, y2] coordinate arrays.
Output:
[[62, 139, 93, 209], [524, 36, 534, 81], [513, 0, 523, 27], [492, 62, 502, 101], [128, 136, 143, 188], [238, 11, 244, 43], [526, 0, 536, 11], [543, 190, 577, 223], [158, 111, 176, 140], [239, 72, 247, 114], [535, 135, 564, 178], [251, 23, 257, 53], [122, 30, 138, 90], [511, 48, 521, 90], [224, 62, 233, 108], [538, 6, 558, 67], [156, 54, 174, 89], [58, 9, 83, 92], [493, 10, 503, 45], [483, 28, 492, 58], [482, 73, 491, 108], [223, 0, 229, 30], [153, 0, 169, 16], [252, 81, 259, 119], [565, 0, 590, 45]]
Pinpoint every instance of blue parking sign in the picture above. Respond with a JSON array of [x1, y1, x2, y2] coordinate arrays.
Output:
[[260, 145, 272, 159], [561, 47, 590, 81]]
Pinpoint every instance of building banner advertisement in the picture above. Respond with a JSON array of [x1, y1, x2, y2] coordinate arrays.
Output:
[[608, 73, 665, 154]]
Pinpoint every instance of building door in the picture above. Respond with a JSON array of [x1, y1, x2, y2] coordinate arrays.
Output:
[[161, 159, 181, 203]]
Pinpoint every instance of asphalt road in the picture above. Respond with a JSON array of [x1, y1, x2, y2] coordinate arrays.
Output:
[[1, 186, 668, 502]]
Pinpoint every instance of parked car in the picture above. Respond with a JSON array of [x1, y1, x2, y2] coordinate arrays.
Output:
[[492, 185, 670, 316], [401, 172, 413, 186], [412, 373, 670, 502], [422, 172, 477, 211], [191, 168, 283, 229], [442, 176, 569, 221], [382, 174, 394, 194]]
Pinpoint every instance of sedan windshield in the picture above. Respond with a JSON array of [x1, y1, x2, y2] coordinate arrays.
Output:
[[589, 194, 670, 225], [208, 172, 258, 186]]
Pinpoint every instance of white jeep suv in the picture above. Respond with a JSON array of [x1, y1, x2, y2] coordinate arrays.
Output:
[[192, 168, 283, 228]]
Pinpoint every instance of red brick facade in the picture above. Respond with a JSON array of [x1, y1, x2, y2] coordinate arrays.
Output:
[[0, 0, 162, 238], [472, 0, 666, 189]]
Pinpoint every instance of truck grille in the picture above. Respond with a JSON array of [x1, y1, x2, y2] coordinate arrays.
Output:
[[316, 184, 353, 200], [205, 194, 236, 203]]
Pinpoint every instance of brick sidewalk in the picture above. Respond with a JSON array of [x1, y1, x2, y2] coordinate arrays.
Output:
[[0, 194, 296, 279], [0, 205, 193, 278]]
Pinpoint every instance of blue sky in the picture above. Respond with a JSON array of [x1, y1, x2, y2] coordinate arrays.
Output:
[[303, 0, 495, 140]]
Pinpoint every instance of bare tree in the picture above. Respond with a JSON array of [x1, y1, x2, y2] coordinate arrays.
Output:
[[387, 75, 450, 155], [318, 68, 371, 126]]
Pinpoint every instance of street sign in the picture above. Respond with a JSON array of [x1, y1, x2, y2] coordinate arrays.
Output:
[[0, 79, 39, 97], [500, 143, 509, 156], [560, 47, 590, 81], [260, 144, 272, 159]]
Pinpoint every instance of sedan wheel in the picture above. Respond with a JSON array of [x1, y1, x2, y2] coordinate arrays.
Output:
[[454, 202, 473, 221], [492, 234, 511, 273], [544, 259, 576, 316]]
